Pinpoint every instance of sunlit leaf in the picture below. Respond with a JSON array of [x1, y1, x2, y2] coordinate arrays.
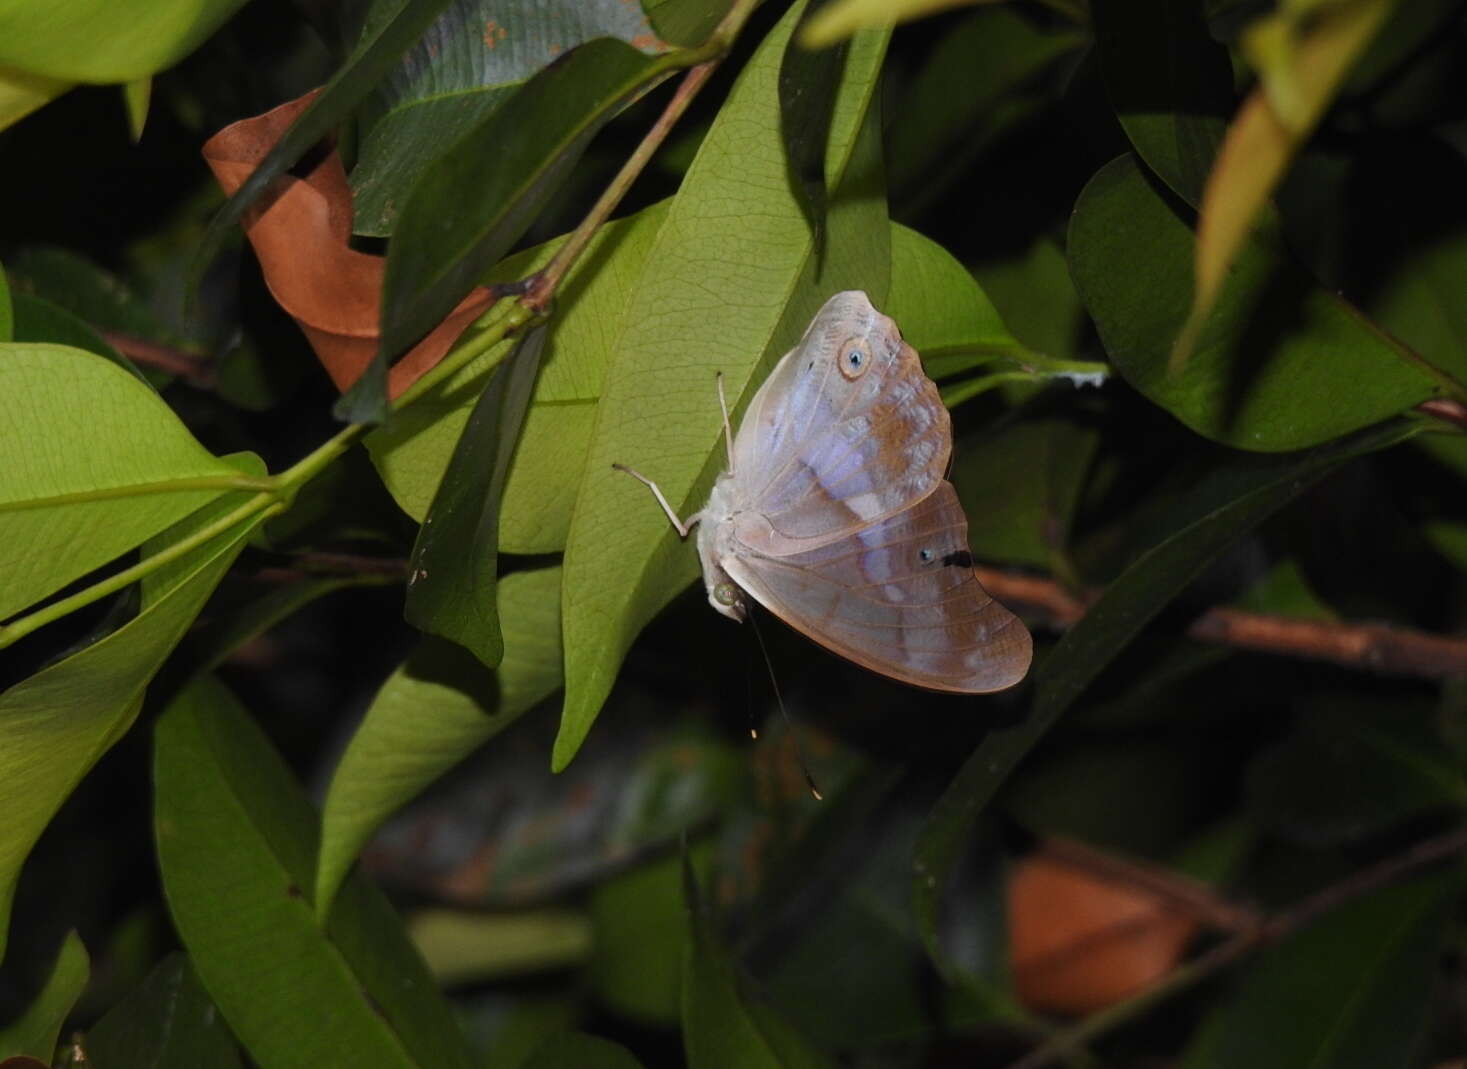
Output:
[[155, 675, 476, 1069], [0, 460, 266, 962], [0, 344, 255, 622], [316, 565, 563, 913]]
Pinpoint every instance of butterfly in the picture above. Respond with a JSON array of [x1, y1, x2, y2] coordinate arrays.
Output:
[[615, 290, 1032, 693]]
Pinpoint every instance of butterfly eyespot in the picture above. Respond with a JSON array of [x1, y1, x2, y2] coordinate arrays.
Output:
[[919, 548, 934, 564], [713, 582, 741, 607], [839, 341, 869, 380]]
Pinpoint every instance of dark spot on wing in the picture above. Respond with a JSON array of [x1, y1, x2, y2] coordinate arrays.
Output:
[[940, 549, 973, 569]]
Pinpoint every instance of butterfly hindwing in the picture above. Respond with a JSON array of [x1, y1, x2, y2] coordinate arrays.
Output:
[[723, 483, 1032, 693], [732, 292, 950, 543]]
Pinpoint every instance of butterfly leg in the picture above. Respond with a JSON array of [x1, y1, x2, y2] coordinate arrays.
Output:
[[611, 464, 702, 539], [716, 372, 734, 473]]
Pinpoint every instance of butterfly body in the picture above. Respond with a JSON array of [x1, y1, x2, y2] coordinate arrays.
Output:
[[623, 291, 1032, 694]]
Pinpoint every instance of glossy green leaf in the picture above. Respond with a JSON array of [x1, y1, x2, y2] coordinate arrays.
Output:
[[316, 565, 563, 913], [194, 0, 459, 297], [682, 862, 830, 1069], [0, 931, 87, 1061], [0, 460, 266, 963], [1092, 0, 1230, 206], [1069, 155, 1437, 450], [521, 1033, 645, 1069], [913, 418, 1421, 979], [339, 37, 661, 423], [0, 0, 246, 82], [556, 5, 891, 769], [1245, 702, 1467, 846], [351, 0, 665, 236], [1181, 870, 1459, 1069], [406, 326, 547, 666], [154, 675, 476, 1069], [85, 953, 241, 1069], [0, 344, 255, 623]]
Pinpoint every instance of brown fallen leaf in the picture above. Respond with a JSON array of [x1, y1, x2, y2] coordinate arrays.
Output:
[[1009, 849, 1201, 1015], [202, 90, 494, 399]]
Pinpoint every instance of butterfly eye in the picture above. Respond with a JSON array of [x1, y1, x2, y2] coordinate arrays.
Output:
[[714, 582, 741, 607], [839, 341, 869, 380]]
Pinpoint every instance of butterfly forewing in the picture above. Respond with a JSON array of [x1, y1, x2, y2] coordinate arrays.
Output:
[[724, 484, 1032, 693], [732, 294, 949, 543]]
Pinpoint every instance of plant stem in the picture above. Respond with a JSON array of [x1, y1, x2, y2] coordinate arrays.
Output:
[[0, 494, 286, 649], [523, 0, 758, 311]]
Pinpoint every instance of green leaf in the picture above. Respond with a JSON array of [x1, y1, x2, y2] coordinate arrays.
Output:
[[644, 0, 731, 47], [952, 417, 1098, 569], [0, 0, 247, 82], [0, 460, 266, 963], [556, 5, 890, 769], [682, 861, 830, 1069], [885, 222, 1031, 380], [193, 0, 459, 298], [0, 931, 87, 1062], [408, 908, 591, 986], [913, 418, 1421, 981], [351, 0, 666, 236], [11, 293, 149, 385], [85, 953, 241, 1069], [338, 37, 660, 424], [121, 76, 149, 140], [1181, 870, 1459, 1069], [1068, 155, 1437, 450], [154, 675, 476, 1069], [1092, 0, 1230, 206], [316, 565, 563, 913], [367, 200, 667, 553], [406, 325, 548, 666], [0, 344, 257, 623], [520, 1033, 645, 1069], [971, 235, 1088, 362], [589, 853, 688, 1025]]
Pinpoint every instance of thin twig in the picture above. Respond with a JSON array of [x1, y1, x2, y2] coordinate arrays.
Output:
[[522, 0, 756, 313], [1007, 823, 1467, 1069], [974, 566, 1467, 679], [100, 330, 217, 387]]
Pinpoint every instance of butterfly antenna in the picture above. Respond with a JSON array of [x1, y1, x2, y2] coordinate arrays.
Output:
[[747, 607, 823, 801]]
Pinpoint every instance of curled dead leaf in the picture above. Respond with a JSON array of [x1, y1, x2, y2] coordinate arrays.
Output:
[[1009, 850, 1199, 1015], [202, 90, 493, 398]]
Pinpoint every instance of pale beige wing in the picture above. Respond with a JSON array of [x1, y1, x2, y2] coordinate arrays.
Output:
[[731, 291, 949, 545], [722, 483, 1032, 693]]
